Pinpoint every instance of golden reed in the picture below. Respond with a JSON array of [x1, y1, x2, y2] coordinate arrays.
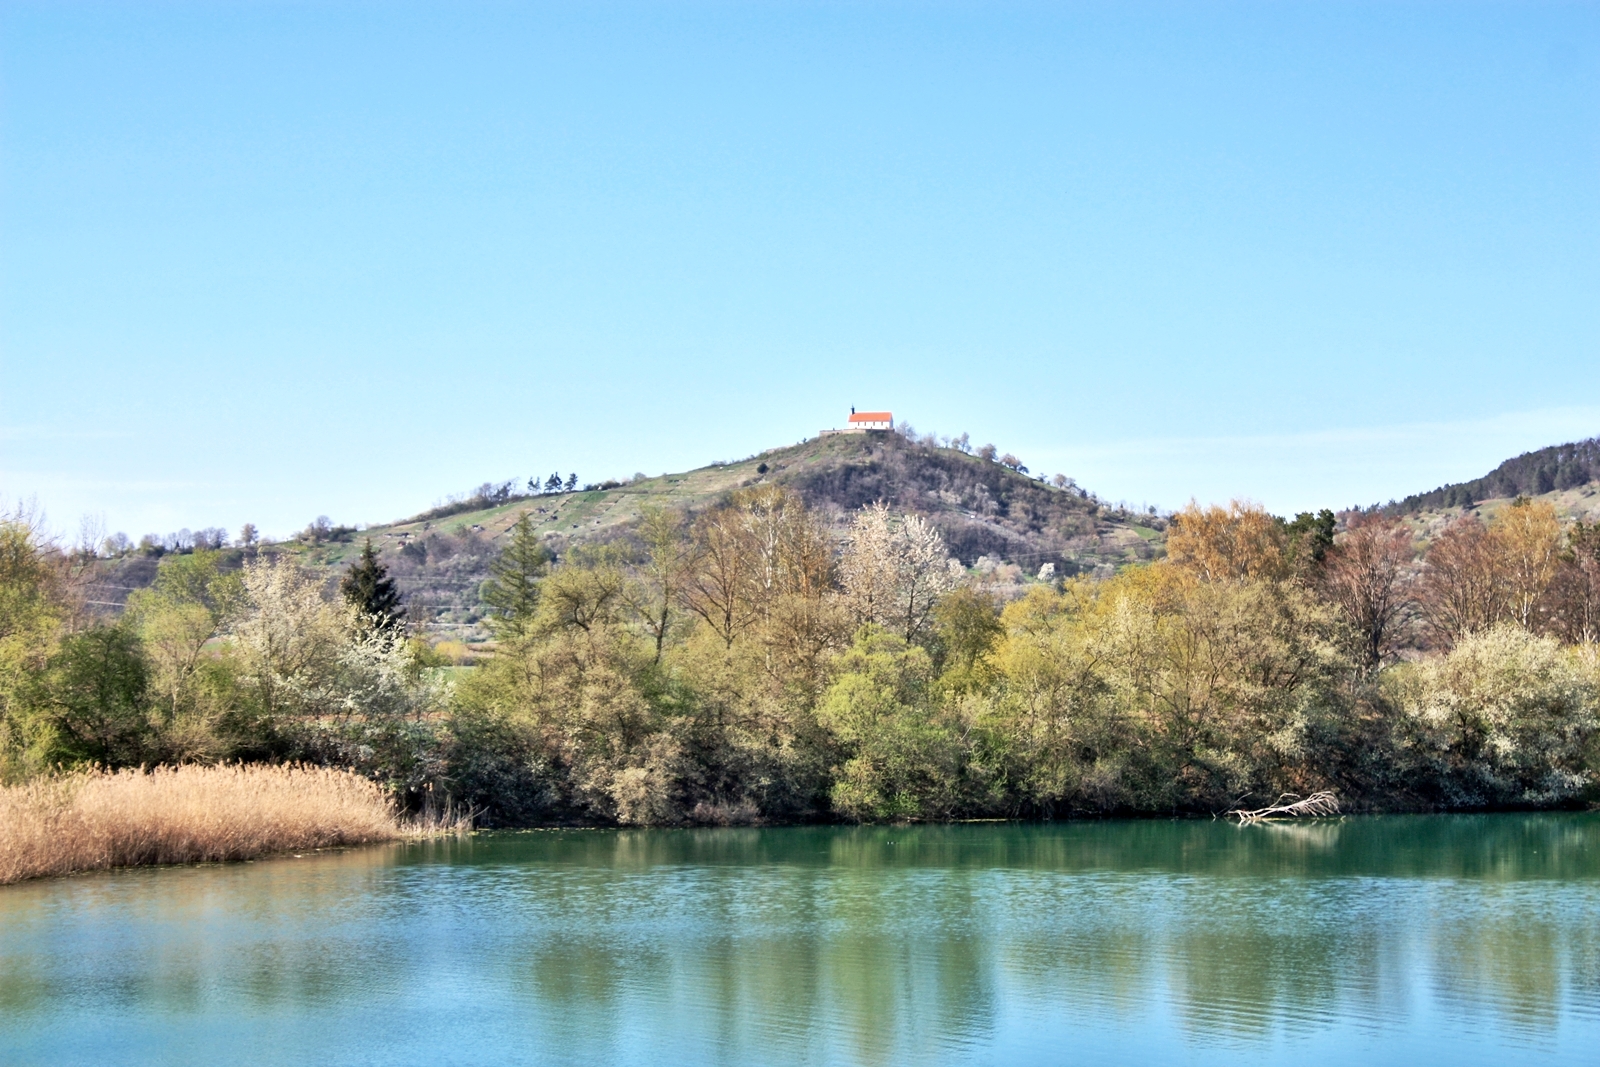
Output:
[[0, 764, 403, 885]]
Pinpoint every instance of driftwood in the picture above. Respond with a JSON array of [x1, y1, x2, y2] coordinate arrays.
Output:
[[1225, 791, 1340, 824]]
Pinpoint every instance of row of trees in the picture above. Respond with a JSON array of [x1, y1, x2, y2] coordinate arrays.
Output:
[[1291, 501, 1598, 664], [1164, 497, 1600, 662], [0, 519, 440, 801], [94, 526, 236, 558], [446, 489, 1599, 822], [4, 491, 1598, 824], [532, 473, 580, 495]]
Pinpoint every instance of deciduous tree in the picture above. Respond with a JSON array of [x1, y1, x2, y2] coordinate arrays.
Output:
[[1551, 521, 1600, 644], [35, 624, 151, 766], [1167, 500, 1288, 583], [818, 627, 962, 821], [932, 585, 1003, 685], [1320, 515, 1416, 670], [1493, 498, 1561, 631], [839, 503, 957, 642], [627, 507, 691, 662], [678, 486, 832, 649], [231, 556, 352, 720], [682, 505, 758, 648], [0, 517, 69, 777], [126, 549, 245, 719], [538, 547, 626, 636], [737, 485, 832, 610], [1420, 515, 1503, 646]]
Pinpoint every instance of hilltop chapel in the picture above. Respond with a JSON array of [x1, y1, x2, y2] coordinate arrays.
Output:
[[819, 407, 893, 436]]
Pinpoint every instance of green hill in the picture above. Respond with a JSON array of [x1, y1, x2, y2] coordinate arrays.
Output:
[[292, 432, 1165, 633]]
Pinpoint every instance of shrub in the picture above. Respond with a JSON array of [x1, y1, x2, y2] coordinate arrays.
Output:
[[1389, 625, 1600, 806]]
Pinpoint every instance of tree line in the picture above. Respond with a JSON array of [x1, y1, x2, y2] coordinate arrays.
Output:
[[2, 489, 1597, 823], [1389, 436, 1600, 513]]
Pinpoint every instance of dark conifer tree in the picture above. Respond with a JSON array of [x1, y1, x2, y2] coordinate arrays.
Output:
[[481, 514, 551, 637], [1285, 509, 1338, 566], [341, 539, 405, 633]]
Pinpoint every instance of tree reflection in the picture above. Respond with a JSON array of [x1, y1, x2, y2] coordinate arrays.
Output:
[[1, 817, 1597, 1065]]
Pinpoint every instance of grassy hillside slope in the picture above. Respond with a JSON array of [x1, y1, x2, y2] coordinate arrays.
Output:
[[291, 432, 1165, 633]]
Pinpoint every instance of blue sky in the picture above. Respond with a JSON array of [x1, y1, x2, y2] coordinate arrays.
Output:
[[2, 1, 1596, 541]]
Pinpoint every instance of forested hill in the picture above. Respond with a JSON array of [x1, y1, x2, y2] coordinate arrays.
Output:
[[757, 431, 1161, 568], [1386, 437, 1600, 513]]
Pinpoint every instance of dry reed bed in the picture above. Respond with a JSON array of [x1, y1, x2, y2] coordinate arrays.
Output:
[[0, 764, 404, 885]]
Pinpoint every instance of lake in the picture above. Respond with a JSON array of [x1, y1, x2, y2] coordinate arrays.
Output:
[[2, 815, 1597, 1066]]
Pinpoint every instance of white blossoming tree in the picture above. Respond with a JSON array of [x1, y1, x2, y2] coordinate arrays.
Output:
[[839, 502, 959, 642], [231, 555, 352, 720], [231, 555, 443, 726]]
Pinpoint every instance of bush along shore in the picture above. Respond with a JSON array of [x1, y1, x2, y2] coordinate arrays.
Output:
[[3, 489, 1599, 849]]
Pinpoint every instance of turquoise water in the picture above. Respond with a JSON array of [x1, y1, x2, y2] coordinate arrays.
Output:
[[2, 815, 1598, 1066]]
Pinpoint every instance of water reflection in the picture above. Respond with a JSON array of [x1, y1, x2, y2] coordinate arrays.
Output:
[[2, 815, 1598, 1066]]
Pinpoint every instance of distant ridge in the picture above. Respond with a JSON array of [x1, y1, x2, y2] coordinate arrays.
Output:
[[1387, 436, 1600, 513]]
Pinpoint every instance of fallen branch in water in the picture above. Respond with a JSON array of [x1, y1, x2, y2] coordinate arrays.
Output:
[[1226, 791, 1340, 824]]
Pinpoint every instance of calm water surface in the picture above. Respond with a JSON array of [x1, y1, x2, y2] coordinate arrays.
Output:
[[2, 815, 1598, 1066]]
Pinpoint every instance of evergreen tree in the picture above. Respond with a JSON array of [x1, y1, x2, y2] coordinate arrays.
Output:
[[340, 539, 405, 633], [543, 472, 563, 494], [1286, 508, 1338, 566], [481, 514, 552, 637], [564, 473, 578, 492]]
